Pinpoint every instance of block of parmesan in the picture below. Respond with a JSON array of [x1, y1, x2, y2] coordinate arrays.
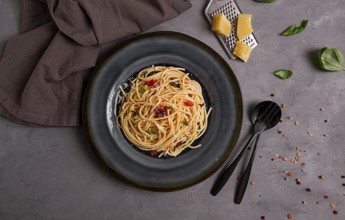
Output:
[[233, 42, 252, 62], [237, 14, 253, 40], [212, 14, 232, 37]]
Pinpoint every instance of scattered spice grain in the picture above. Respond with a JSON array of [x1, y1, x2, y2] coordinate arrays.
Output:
[[330, 203, 336, 209], [307, 131, 314, 137], [287, 213, 293, 219]]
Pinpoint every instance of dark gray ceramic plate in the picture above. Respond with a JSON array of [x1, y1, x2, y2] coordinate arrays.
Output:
[[83, 32, 242, 191]]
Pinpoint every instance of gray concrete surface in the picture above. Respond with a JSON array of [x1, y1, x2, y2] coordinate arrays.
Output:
[[1, 0, 345, 219]]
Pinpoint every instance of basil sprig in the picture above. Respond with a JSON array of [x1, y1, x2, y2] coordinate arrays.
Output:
[[317, 47, 345, 71], [273, 70, 294, 79], [281, 20, 308, 36], [255, 0, 275, 3]]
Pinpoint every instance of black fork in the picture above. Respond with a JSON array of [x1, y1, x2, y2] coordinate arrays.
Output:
[[210, 102, 278, 196], [234, 105, 282, 204]]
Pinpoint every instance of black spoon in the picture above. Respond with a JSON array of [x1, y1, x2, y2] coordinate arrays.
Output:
[[210, 101, 282, 196], [234, 101, 282, 204]]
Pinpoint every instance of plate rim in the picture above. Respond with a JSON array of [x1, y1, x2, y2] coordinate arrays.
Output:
[[82, 31, 243, 191]]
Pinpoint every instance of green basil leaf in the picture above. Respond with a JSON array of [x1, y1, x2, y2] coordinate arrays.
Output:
[[255, 0, 275, 3], [317, 47, 345, 71], [148, 133, 155, 139], [147, 127, 158, 135], [166, 105, 173, 110], [139, 85, 148, 93], [273, 70, 294, 79], [317, 47, 328, 70], [281, 20, 308, 36], [181, 120, 189, 126]]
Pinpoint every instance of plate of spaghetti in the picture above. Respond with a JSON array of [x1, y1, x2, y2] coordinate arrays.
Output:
[[83, 32, 242, 191]]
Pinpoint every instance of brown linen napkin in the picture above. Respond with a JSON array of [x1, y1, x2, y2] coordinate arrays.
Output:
[[0, 0, 192, 126]]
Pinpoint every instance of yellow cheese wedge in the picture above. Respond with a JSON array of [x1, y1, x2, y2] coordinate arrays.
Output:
[[212, 14, 232, 37], [233, 42, 252, 62], [237, 14, 253, 40]]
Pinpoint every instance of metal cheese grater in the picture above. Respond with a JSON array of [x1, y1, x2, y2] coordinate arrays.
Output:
[[205, 0, 259, 59]]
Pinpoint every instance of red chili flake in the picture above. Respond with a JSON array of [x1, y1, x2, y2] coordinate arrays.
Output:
[[324, 195, 329, 199], [154, 105, 168, 118], [333, 210, 338, 215], [316, 201, 320, 205], [183, 100, 194, 107], [145, 79, 158, 86], [260, 216, 265, 220], [296, 181, 301, 185], [149, 150, 156, 156], [306, 188, 311, 192], [237, 176, 241, 182], [271, 158, 275, 161]]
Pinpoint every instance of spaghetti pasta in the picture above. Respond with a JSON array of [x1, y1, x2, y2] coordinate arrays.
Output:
[[117, 66, 211, 157]]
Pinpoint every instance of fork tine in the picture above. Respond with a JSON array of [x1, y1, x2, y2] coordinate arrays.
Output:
[[266, 107, 281, 124], [257, 102, 274, 122], [261, 104, 279, 123]]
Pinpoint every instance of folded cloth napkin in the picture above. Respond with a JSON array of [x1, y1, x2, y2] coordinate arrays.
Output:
[[0, 0, 191, 126]]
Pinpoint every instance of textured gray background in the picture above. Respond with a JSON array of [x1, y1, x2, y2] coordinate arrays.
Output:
[[1, 0, 345, 219]]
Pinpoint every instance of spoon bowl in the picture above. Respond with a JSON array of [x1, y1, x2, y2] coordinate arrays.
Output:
[[251, 101, 282, 128]]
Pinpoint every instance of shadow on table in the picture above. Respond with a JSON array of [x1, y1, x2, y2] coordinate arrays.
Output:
[[306, 49, 321, 71]]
